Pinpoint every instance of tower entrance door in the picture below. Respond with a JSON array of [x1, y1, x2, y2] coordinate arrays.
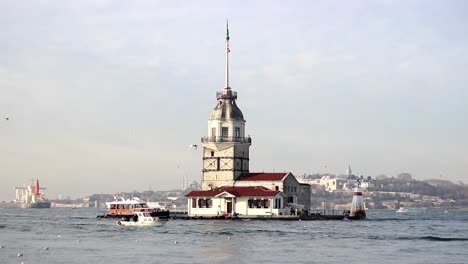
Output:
[[226, 201, 232, 213]]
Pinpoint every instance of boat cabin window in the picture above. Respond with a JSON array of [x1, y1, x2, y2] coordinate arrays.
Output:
[[110, 204, 116, 209]]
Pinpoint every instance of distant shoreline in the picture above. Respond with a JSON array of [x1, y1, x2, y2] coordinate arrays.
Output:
[[2, 202, 468, 212], [367, 207, 468, 212]]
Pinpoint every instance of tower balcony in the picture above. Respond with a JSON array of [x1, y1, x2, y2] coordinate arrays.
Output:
[[201, 136, 252, 144], [217, 91, 237, 100]]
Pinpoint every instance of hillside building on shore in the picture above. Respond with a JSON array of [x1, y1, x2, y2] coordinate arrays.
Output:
[[185, 23, 310, 217]]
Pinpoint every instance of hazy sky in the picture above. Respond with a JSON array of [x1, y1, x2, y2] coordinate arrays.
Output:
[[1, 0, 467, 200]]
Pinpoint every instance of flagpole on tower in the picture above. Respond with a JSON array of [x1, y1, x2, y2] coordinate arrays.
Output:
[[225, 19, 230, 89]]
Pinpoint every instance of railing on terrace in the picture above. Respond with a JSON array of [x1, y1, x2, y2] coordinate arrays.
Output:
[[217, 91, 237, 100], [309, 209, 346, 216], [169, 208, 188, 214], [201, 136, 252, 144]]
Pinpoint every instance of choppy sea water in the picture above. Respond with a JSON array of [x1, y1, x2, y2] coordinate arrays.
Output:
[[0, 208, 467, 264]]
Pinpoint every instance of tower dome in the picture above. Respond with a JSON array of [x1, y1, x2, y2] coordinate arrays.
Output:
[[209, 88, 245, 121]]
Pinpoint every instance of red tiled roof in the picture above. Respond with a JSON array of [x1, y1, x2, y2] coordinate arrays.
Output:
[[185, 189, 223, 197], [237, 172, 289, 181], [185, 186, 280, 198]]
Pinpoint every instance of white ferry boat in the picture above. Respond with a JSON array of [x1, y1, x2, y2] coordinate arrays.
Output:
[[147, 201, 176, 211], [103, 197, 169, 219]]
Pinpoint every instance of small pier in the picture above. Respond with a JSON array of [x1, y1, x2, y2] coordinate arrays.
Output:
[[169, 209, 346, 221]]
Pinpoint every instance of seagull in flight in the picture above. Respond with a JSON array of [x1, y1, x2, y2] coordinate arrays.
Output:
[[188, 144, 198, 150]]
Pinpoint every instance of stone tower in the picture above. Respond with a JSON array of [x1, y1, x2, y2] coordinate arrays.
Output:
[[201, 22, 252, 190]]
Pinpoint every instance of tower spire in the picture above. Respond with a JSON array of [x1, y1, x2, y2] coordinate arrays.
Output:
[[225, 20, 230, 89]]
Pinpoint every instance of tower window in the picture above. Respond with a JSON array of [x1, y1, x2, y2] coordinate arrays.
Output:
[[211, 151, 214, 157], [235, 127, 240, 138], [222, 127, 228, 138]]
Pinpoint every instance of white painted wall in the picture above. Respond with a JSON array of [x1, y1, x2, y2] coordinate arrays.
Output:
[[208, 120, 245, 138], [188, 197, 224, 217], [188, 195, 288, 217]]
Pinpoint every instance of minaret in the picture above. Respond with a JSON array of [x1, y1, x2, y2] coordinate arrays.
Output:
[[200, 22, 252, 190], [346, 164, 352, 176]]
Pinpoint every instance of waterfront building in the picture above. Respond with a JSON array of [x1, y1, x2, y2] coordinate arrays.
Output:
[[186, 186, 288, 217], [235, 173, 310, 211], [320, 175, 347, 192], [185, 23, 310, 217]]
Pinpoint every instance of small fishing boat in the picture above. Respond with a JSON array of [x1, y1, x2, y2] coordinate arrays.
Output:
[[116, 212, 167, 227], [396, 207, 409, 213]]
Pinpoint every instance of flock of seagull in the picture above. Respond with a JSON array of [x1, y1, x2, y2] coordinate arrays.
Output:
[[0, 234, 233, 261], [0, 112, 206, 262], [0, 236, 81, 261], [3, 117, 202, 151]]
